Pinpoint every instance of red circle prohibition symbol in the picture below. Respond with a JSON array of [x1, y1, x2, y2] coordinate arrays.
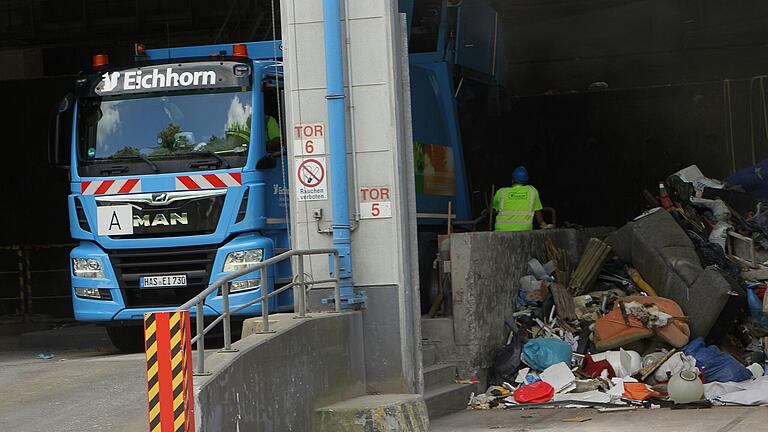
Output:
[[298, 158, 325, 188]]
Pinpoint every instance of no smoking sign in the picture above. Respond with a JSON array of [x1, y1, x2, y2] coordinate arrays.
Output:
[[296, 157, 328, 201]]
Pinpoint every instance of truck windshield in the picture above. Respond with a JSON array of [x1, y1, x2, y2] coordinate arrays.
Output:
[[77, 87, 253, 176]]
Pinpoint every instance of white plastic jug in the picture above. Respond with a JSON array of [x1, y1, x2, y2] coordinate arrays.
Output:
[[668, 370, 704, 404]]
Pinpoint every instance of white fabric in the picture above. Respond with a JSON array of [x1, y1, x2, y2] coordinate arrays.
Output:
[[704, 376, 768, 406], [553, 390, 612, 404]]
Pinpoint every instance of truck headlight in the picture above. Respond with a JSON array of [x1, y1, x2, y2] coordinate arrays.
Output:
[[74, 287, 113, 300], [72, 258, 104, 278], [223, 249, 263, 272], [230, 279, 261, 293]]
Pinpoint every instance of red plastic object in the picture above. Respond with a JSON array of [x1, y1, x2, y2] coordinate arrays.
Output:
[[582, 353, 616, 378], [513, 381, 555, 404], [232, 43, 249, 57], [92, 54, 109, 68]]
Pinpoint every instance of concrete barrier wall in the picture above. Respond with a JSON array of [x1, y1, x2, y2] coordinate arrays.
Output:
[[450, 228, 612, 378], [195, 312, 366, 431]]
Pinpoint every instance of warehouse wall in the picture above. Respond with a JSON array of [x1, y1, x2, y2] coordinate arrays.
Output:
[[500, 0, 768, 95], [461, 80, 755, 227], [458, 0, 768, 227]]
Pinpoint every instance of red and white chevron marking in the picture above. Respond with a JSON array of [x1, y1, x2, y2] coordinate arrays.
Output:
[[81, 179, 141, 195], [175, 173, 242, 190]]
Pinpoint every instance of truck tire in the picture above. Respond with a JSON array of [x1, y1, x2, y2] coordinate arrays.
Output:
[[106, 326, 145, 353]]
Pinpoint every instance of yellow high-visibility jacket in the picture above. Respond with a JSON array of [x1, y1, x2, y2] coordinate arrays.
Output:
[[492, 184, 542, 231]]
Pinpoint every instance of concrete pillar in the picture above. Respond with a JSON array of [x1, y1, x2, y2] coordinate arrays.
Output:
[[280, 1, 422, 393]]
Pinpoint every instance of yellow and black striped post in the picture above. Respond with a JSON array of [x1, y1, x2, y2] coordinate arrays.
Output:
[[144, 311, 195, 432]]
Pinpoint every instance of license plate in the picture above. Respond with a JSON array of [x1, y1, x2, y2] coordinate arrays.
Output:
[[140, 274, 187, 288]]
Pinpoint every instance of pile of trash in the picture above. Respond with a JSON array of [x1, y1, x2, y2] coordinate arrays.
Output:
[[473, 164, 768, 411]]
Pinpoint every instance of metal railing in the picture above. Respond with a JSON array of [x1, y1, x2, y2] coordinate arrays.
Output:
[[178, 248, 341, 374], [0, 244, 76, 319]]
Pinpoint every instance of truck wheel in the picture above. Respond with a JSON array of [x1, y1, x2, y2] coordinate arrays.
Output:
[[106, 326, 145, 353]]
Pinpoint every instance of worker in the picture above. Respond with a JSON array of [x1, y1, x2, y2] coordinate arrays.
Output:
[[265, 114, 282, 154], [492, 166, 548, 231]]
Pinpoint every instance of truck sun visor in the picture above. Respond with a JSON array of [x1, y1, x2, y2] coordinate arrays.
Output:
[[79, 60, 251, 97]]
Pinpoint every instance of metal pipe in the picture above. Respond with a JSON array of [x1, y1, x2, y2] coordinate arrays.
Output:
[[261, 264, 270, 332], [333, 252, 341, 312], [342, 0, 361, 221], [302, 278, 337, 286], [192, 315, 224, 344], [230, 281, 296, 316], [195, 302, 205, 375], [297, 256, 306, 317], [221, 281, 232, 351], [179, 248, 336, 311], [322, 0, 354, 304], [184, 249, 337, 344], [192, 280, 301, 344]]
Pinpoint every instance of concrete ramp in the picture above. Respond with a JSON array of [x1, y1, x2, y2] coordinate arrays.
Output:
[[194, 312, 366, 431]]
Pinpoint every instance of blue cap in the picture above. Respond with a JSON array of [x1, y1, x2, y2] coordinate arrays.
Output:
[[513, 166, 529, 183]]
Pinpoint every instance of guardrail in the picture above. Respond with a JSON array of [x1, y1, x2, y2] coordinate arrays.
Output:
[[0, 244, 76, 320], [178, 248, 340, 374]]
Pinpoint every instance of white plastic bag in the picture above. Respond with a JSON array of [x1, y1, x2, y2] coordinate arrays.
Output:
[[653, 352, 698, 383]]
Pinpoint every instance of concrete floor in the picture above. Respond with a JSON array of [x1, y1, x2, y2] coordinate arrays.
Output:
[[0, 324, 221, 432], [431, 406, 768, 432], [0, 342, 148, 432]]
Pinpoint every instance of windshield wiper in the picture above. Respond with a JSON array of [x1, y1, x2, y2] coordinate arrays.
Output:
[[189, 151, 231, 169], [109, 154, 160, 173]]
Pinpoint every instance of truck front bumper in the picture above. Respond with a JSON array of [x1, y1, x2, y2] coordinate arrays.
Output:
[[70, 233, 275, 322]]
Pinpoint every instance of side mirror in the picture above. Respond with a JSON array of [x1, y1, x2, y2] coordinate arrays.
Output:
[[256, 155, 277, 170], [48, 93, 73, 168]]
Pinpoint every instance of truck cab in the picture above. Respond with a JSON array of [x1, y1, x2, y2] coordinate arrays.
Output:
[[51, 42, 290, 350]]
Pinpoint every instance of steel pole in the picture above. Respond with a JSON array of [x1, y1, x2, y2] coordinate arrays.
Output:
[[220, 282, 236, 352], [261, 265, 270, 332], [333, 252, 341, 312], [195, 302, 205, 375], [296, 256, 306, 317]]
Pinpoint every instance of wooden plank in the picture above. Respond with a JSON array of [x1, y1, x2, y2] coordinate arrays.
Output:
[[551, 283, 576, 321], [639, 348, 677, 381]]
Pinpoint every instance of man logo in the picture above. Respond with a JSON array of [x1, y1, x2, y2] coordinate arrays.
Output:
[[133, 212, 189, 227], [151, 193, 168, 204], [101, 72, 120, 92]]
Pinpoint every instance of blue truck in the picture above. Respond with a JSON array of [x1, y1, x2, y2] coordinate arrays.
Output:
[[49, 0, 503, 350]]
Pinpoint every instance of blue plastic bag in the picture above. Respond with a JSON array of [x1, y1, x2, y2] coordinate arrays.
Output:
[[682, 337, 753, 383], [521, 338, 572, 371], [746, 289, 768, 326]]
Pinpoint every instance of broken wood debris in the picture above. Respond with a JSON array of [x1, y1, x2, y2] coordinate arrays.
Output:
[[569, 238, 612, 295]]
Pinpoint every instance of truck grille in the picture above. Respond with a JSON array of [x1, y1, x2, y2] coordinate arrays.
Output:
[[96, 190, 226, 239], [108, 245, 218, 308]]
